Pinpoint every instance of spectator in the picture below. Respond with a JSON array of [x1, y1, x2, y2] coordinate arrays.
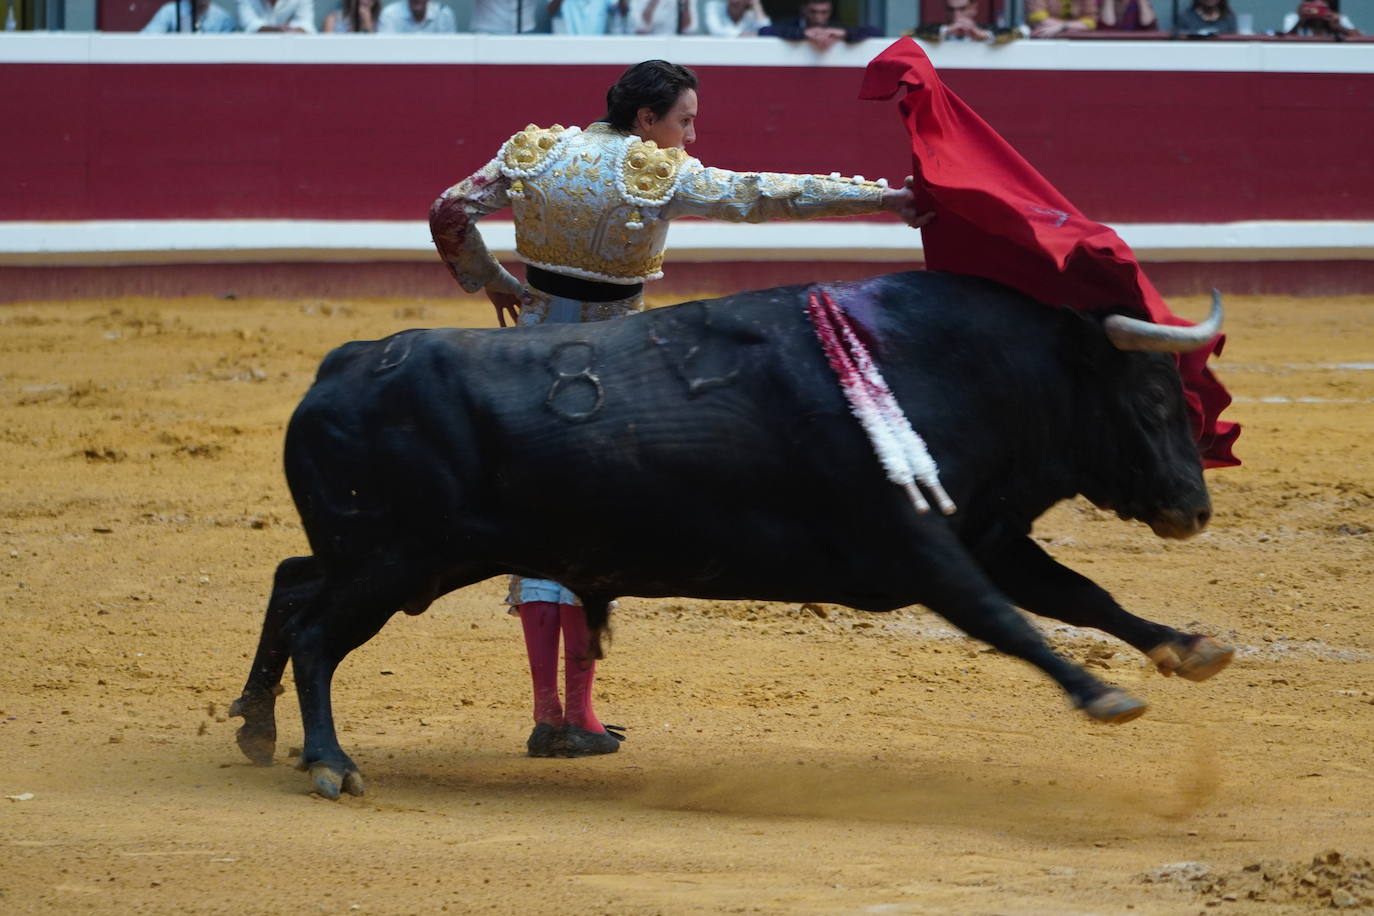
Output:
[[759, 0, 881, 49], [240, 0, 317, 30], [377, 0, 457, 31], [550, 0, 615, 33], [1282, 0, 1358, 36], [1025, 0, 1096, 36], [626, 0, 696, 33], [237, 0, 315, 30], [323, 0, 382, 30], [470, 0, 542, 32], [939, 0, 991, 40], [1175, 0, 1235, 34], [1099, 0, 1156, 29], [142, 0, 237, 31], [702, 0, 769, 36]]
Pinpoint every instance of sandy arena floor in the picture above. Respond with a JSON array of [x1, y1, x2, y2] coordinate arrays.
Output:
[[2, 288, 1372, 915]]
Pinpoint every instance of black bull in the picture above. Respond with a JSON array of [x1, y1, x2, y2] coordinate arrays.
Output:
[[230, 270, 1234, 798]]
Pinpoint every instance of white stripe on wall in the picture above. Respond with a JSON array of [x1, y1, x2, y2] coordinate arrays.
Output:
[[2, 219, 1371, 267]]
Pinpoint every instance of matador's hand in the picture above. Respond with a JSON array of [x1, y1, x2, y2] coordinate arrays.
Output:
[[487, 289, 523, 328], [881, 176, 935, 230]]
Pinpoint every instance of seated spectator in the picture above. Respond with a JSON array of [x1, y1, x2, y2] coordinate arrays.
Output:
[[1099, 0, 1155, 29], [907, 0, 1012, 43], [323, 0, 382, 30], [1175, 0, 1235, 34], [142, 0, 237, 31], [550, 0, 615, 33], [626, 0, 696, 33], [940, 0, 991, 39], [238, 0, 315, 30], [469, 0, 542, 32], [1026, 0, 1096, 36], [378, 0, 457, 31], [1282, 0, 1358, 37], [702, 0, 769, 36], [759, 0, 881, 49]]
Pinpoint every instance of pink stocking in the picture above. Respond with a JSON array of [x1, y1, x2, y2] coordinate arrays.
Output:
[[559, 604, 604, 733], [518, 602, 564, 726]]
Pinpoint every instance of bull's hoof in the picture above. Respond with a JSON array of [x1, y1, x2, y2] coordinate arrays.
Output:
[[1149, 636, 1235, 682], [307, 763, 366, 800], [1083, 689, 1148, 724], [228, 694, 278, 766], [234, 724, 277, 767]]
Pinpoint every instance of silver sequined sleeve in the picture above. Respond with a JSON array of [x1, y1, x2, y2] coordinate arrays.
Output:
[[661, 161, 887, 223]]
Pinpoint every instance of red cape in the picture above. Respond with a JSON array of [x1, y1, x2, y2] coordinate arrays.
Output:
[[860, 39, 1240, 468]]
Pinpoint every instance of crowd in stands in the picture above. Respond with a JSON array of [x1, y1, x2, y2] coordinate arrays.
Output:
[[957, 0, 1358, 39], [135, 0, 1360, 40], [1023, 0, 1163, 36]]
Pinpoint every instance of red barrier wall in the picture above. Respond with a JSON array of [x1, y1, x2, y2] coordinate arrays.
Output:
[[8, 60, 1374, 224]]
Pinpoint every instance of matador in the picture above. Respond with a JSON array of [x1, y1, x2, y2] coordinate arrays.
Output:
[[429, 59, 930, 759]]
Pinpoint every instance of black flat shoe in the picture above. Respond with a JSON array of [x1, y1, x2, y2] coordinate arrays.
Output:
[[526, 722, 563, 758], [558, 724, 623, 757]]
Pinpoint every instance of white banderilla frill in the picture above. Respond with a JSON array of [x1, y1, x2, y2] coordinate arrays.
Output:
[[805, 289, 956, 516]]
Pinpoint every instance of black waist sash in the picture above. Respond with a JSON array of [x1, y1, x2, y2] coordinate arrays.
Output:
[[526, 265, 643, 303]]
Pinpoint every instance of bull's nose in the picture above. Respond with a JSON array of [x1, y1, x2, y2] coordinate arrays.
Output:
[[1148, 506, 1210, 540]]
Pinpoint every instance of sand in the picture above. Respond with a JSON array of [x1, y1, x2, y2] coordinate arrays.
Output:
[[2, 289, 1372, 914]]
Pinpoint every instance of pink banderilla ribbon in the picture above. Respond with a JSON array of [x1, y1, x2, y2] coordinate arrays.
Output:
[[805, 289, 956, 516]]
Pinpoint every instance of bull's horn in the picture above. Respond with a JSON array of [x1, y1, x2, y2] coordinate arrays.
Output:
[[1103, 290, 1224, 353]]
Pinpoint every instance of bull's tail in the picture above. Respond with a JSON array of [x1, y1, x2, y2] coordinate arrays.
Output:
[[583, 597, 613, 660]]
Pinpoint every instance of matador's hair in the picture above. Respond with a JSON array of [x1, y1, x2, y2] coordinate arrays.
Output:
[[603, 60, 699, 132]]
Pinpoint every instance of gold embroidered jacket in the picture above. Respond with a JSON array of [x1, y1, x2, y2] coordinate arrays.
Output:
[[431, 122, 888, 292]]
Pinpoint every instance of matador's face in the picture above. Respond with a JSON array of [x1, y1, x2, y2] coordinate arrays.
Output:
[[634, 88, 699, 151]]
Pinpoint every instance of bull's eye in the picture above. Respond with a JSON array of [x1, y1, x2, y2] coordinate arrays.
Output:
[[1147, 383, 1173, 421]]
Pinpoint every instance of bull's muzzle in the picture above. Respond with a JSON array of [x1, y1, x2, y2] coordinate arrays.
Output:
[[1146, 504, 1212, 540]]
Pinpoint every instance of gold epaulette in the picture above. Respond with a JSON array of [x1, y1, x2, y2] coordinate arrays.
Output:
[[620, 141, 688, 204], [501, 124, 569, 177]]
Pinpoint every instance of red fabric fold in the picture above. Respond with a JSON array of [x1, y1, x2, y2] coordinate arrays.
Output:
[[860, 39, 1240, 468]]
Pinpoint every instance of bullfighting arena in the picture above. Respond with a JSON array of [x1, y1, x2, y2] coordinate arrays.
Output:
[[2, 288, 1372, 914]]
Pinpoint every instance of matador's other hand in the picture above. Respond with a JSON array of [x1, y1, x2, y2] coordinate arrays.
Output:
[[487, 289, 523, 328], [881, 177, 935, 230]]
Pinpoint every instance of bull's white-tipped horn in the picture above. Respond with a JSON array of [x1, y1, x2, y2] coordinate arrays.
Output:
[[1103, 290, 1224, 353]]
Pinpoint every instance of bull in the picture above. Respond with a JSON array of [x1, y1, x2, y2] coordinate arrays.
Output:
[[229, 270, 1234, 799]]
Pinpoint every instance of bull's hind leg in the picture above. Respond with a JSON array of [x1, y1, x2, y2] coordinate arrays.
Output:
[[980, 535, 1234, 683], [290, 585, 399, 799], [229, 556, 323, 765], [908, 529, 1147, 723]]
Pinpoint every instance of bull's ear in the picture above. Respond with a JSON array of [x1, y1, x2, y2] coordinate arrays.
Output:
[[1057, 308, 1124, 378], [1063, 307, 1114, 350]]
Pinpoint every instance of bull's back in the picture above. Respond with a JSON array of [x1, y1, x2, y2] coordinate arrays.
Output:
[[286, 272, 1068, 514]]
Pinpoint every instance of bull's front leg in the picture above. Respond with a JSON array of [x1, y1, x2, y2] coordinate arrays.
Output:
[[978, 534, 1233, 683], [908, 530, 1147, 722]]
